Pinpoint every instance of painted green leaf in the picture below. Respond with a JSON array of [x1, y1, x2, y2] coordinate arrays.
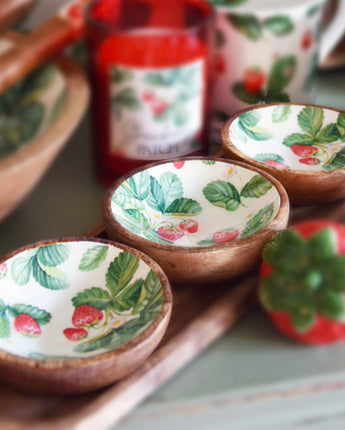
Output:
[[263, 16, 294, 36], [283, 133, 315, 147], [112, 88, 141, 118], [32, 258, 69, 290], [24, 64, 56, 93], [37, 244, 69, 267], [79, 246, 108, 271], [324, 147, 345, 171], [160, 172, 183, 208], [298, 106, 324, 136], [143, 270, 162, 307], [231, 120, 248, 143], [307, 3, 321, 16], [112, 279, 144, 312], [272, 105, 291, 123], [122, 209, 150, 229], [111, 66, 133, 84], [142, 230, 172, 245], [11, 254, 34, 285], [129, 171, 150, 200], [106, 251, 140, 296], [0, 81, 25, 115], [112, 185, 144, 211], [8, 304, 51, 325], [317, 124, 340, 143], [197, 239, 216, 247], [240, 111, 260, 128], [241, 175, 273, 198], [203, 160, 216, 165], [72, 287, 111, 310], [165, 198, 202, 216], [237, 112, 272, 140], [0, 300, 6, 312], [215, 28, 226, 48], [227, 14, 261, 41], [0, 314, 10, 338], [115, 213, 146, 236], [203, 180, 241, 211], [243, 125, 272, 141], [241, 203, 275, 238], [254, 153, 285, 163], [147, 176, 166, 212], [232, 82, 265, 104], [49, 89, 67, 123], [264, 90, 290, 103], [75, 329, 121, 353], [267, 56, 296, 92], [338, 113, 345, 129], [1, 101, 44, 147]]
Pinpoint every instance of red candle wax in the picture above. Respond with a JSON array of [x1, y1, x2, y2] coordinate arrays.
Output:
[[86, 0, 213, 185]]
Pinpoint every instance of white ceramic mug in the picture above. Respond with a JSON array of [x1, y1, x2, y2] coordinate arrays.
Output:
[[210, 0, 345, 145]]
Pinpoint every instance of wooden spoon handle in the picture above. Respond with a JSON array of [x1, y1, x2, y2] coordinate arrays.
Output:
[[0, 0, 86, 94], [0, 0, 36, 30]]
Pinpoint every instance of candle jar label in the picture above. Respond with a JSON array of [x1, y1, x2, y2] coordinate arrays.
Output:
[[109, 60, 204, 160]]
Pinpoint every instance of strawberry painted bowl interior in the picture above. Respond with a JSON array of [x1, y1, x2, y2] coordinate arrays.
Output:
[[227, 104, 345, 171], [0, 239, 166, 360], [109, 159, 281, 247]]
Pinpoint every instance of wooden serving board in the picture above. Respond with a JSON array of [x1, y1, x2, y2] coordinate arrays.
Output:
[[2, 199, 345, 430]]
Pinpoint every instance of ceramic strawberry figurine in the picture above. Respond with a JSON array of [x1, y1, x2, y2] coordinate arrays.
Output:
[[259, 220, 345, 345]]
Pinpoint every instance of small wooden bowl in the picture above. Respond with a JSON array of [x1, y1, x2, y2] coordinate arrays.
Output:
[[0, 238, 172, 394], [222, 103, 345, 205], [0, 44, 89, 222], [104, 157, 289, 284]]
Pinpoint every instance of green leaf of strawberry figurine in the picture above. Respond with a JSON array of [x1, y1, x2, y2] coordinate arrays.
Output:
[[259, 220, 345, 345]]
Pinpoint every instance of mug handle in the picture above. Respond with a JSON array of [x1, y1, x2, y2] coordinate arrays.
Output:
[[320, 0, 345, 62]]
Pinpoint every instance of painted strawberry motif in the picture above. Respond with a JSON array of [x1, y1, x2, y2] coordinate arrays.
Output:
[[0, 262, 7, 279], [299, 157, 320, 166], [213, 230, 240, 244], [151, 100, 168, 116], [63, 327, 88, 342], [143, 90, 155, 102], [301, 29, 313, 50], [14, 314, 41, 337], [179, 220, 199, 234], [215, 54, 226, 73], [173, 161, 185, 169], [72, 305, 104, 328], [157, 226, 184, 242], [244, 68, 265, 95], [264, 159, 289, 169], [291, 145, 318, 158], [259, 220, 345, 345]]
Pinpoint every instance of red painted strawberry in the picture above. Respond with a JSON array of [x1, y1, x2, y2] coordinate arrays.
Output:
[[299, 157, 320, 166], [179, 220, 199, 234], [0, 262, 7, 279], [63, 328, 88, 342], [143, 90, 155, 102], [213, 229, 240, 244], [264, 159, 289, 169], [301, 29, 313, 50], [259, 220, 345, 345], [157, 226, 185, 242], [244, 68, 265, 95], [215, 54, 226, 73], [173, 161, 185, 169], [14, 314, 41, 337], [291, 145, 318, 158], [72, 305, 104, 328], [151, 100, 168, 116]]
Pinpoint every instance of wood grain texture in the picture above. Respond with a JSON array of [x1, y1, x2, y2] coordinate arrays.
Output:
[[221, 103, 345, 206], [104, 157, 290, 285], [0, 0, 36, 30], [2, 194, 345, 427], [0, 33, 89, 222]]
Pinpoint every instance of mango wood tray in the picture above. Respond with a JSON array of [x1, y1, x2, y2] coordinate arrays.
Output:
[[2, 198, 345, 430]]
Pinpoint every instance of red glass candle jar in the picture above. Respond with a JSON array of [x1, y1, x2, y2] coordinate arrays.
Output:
[[86, 0, 214, 185]]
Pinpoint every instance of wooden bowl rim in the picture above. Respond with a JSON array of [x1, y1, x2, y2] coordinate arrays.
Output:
[[104, 156, 290, 254], [0, 237, 172, 370], [221, 102, 345, 178], [0, 54, 89, 175]]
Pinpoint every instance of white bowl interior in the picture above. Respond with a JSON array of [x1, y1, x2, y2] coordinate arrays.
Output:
[[0, 61, 67, 159], [111, 159, 281, 247], [0, 241, 163, 360], [229, 105, 345, 171]]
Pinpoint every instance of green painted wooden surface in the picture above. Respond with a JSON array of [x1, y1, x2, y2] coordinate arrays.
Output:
[[0, 70, 345, 429]]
